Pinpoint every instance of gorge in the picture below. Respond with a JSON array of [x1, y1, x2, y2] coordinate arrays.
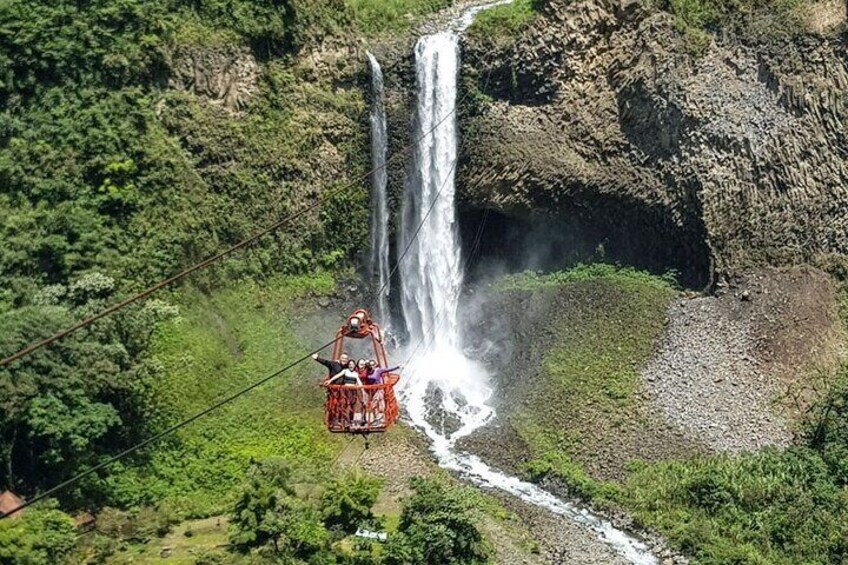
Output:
[[1, 0, 847, 563]]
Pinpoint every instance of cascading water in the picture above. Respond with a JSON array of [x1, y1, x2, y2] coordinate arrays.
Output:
[[395, 3, 658, 564], [367, 52, 391, 323]]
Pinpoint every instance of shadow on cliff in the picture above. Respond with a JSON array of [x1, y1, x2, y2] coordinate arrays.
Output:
[[459, 195, 712, 289]]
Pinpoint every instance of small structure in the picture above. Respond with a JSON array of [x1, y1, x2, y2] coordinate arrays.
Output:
[[354, 528, 388, 542], [0, 490, 25, 519]]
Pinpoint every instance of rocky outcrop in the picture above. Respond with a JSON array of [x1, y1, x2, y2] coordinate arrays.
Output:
[[459, 0, 848, 287], [168, 45, 259, 111]]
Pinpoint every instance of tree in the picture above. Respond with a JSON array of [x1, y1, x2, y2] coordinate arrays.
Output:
[[0, 274, 172, 502], [384, 478, 491, 565], [320, 471, 381, 534], [0, 503, 76, 565], [228, 458, 329, 558]]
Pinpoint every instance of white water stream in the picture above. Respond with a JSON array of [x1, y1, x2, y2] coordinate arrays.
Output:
[[367, 52, 391, 323], [376, 3, 658, 563]]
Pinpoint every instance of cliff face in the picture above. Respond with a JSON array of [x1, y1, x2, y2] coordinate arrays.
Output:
[[459, 0, 848, 287]]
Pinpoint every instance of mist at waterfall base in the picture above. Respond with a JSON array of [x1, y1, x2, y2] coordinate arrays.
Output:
[[371, 4, 660, 564]]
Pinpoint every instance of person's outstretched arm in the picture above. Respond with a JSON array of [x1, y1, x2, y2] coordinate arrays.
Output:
[[312, 353, 332, 370], [327, 370, 345, 384]]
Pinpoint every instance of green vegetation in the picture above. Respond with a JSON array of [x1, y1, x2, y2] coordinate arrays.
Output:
[[512, 265, 848, 563], [228, 458, 329, 557], [1, 0, 445, 518], [0, 0, 489, 561], [465, 0, 540, 45], [666, 0, 808, 35], [620, 447, 848, 564], [384, 477, 492, 565], [0, 274, 175, 503], [0, 504, 77, 565], [501, 265, 678, 474], [496, 263, 679, 292], [650, 0, 814, 52], [187, 461, 492, 564], [346, 0, 453, 37], [321, 471, 383, 533], [615, 369, 848, 563], [104, 275, 344, 517]]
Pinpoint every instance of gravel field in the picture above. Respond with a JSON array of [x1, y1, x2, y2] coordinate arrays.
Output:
[[642, 296, 793, 452]]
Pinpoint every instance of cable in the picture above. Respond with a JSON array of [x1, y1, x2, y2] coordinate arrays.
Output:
[[0, 338, 340, 520]]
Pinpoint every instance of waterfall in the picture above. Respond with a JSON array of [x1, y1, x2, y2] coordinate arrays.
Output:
[[395, 4, 657, 564], [399, 32, 463, 349], [367, 52, 391, 323]]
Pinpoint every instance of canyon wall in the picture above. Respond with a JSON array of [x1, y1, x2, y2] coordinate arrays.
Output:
[[459, 0, 848, 287]]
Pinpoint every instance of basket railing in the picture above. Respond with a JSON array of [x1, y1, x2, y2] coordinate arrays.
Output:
[[323, 374, 400, 433]]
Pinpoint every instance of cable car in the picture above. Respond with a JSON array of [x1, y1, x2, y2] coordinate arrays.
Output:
[[321, 309, 400, 434]]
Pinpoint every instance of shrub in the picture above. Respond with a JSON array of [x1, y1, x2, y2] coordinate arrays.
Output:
[[229, 458, 330, 557], [0, 504, 77, 565], [466, 0, 539, 45], [320, 471, 382, 534], [619, 447, 848, 563], [495, 264, 679, 292], [345, 0, 453, 36], [384, 478, 491, 565]]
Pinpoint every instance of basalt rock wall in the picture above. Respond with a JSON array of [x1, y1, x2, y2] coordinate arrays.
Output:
[[458, 0, 848, 287]]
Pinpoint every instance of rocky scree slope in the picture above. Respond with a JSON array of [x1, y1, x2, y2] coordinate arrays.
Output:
[[459, 0, 848, 288]]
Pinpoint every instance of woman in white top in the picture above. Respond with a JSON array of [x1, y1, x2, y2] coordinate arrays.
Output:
[[328, 359, 362, 386], [328, 359, 365, 425]]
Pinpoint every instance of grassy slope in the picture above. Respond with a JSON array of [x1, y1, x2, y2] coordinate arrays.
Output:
[[106, 275, 345, 518], [495, 266, 680, 481], [346, 0, 454, 36], [465, 0, 539, 46]]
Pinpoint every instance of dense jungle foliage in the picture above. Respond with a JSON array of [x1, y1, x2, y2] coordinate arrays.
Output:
[[0, 0, 452, 528]]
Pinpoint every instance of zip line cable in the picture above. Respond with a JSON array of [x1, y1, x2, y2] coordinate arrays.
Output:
[[0, 150, 463, 521]]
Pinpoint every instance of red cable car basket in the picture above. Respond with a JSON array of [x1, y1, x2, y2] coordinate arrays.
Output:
[[321, 309, 400, 434]]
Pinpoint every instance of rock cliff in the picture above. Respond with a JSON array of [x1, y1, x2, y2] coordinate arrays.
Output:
[[459, 0, 848, 287]]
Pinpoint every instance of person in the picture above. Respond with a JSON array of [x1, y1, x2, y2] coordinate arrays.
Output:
[[365, 364, 403, 425], [356, 358, 372, 382], [328, 359, 365, 426], [327, 359, 361, 386], [312, 352, 349, 379], [367, 363, 402, 385]]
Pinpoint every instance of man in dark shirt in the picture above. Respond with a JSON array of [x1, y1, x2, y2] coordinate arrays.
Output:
[[312, 352, 349, 379]]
